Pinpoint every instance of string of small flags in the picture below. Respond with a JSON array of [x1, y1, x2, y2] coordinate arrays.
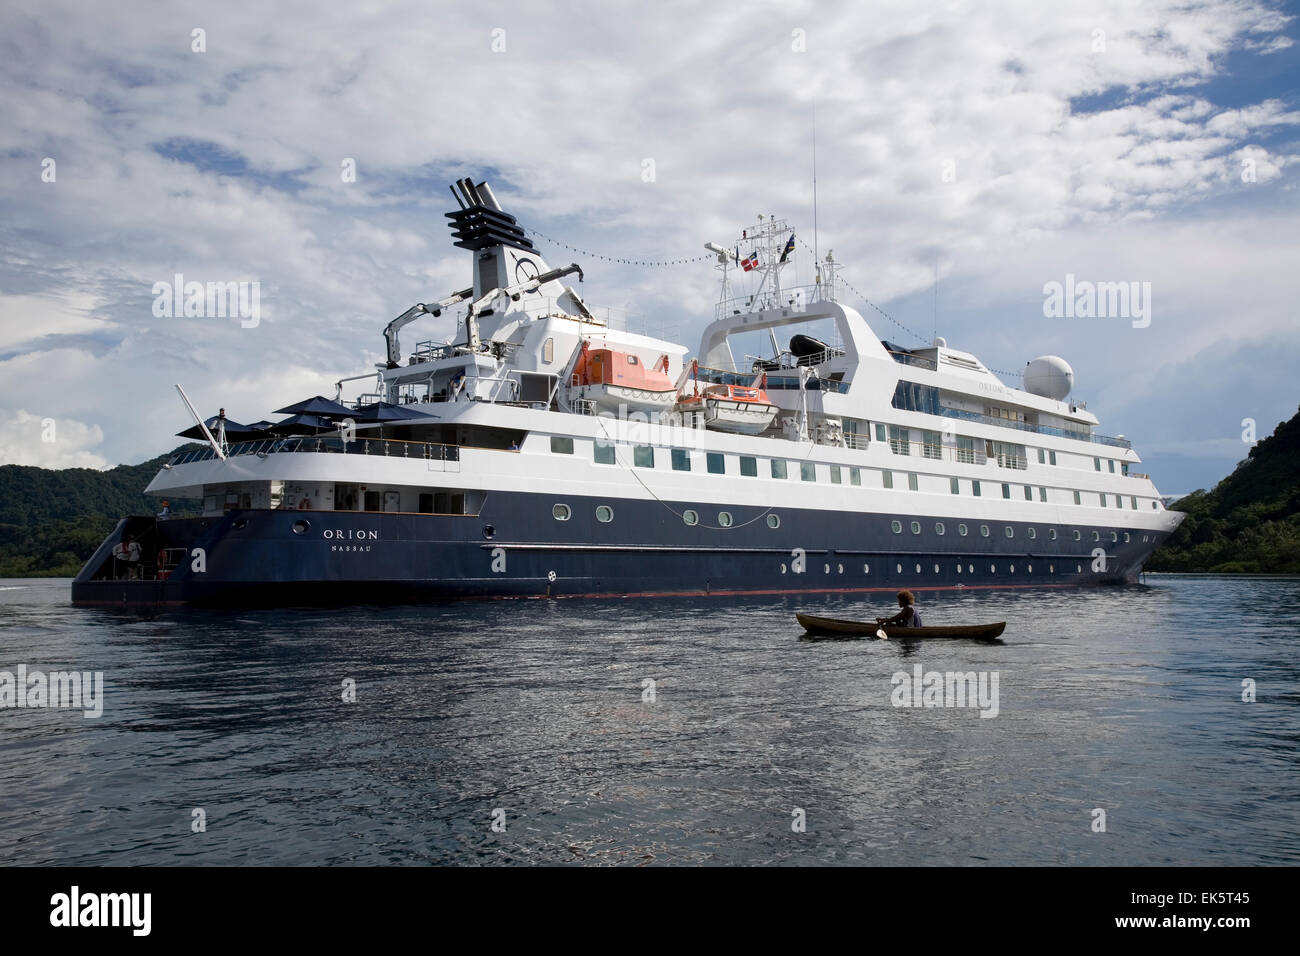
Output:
[[526, 228, 714, 267]]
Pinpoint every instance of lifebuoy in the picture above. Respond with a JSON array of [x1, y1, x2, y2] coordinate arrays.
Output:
[[298, 499, 312, 510]]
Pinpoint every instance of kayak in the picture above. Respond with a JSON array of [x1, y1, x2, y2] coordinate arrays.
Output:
[[796, 613, 1006, 640]]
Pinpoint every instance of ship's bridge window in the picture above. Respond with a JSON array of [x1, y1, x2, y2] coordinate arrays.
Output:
[[707, 453, 725, 475], [671, 448, 691, 471], [634, 446, 655, 468], [740, 456, 758, 477], [771, 459, 788, 479], [891, 381, 942, 415], [550, 436, 574, 454], [594, 442, 615, 465], [801, 462, 817, 482]]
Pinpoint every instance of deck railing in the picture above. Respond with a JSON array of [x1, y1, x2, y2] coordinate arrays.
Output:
[[937, 407, 1131, 449], [168, 436, 461, 467]]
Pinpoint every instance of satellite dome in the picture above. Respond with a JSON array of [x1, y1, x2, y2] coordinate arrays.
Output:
[[1024, 355, 1074, 400]]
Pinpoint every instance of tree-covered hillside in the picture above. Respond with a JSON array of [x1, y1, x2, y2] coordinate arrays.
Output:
[[1147, 406, 1300, 573], [0, 447, 201, 577]]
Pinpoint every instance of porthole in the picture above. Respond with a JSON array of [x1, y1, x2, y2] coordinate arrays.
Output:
[[232, 519, 248, 531], [1027, 527, 1037, 540], [1077, 563, 1083, 573], [1110, 531, 1118, 543], [596, 505, 614, 523], [683, 509, 699, 526], [1049, 529, 1057, 540], [482, 525, 496, 540], [1072, 530, 1081, 541], [968, 564, 974, 574], [910, 521, 921, 535], [935, 522, 945, 536], [896, 563, 903, 573], [891, 520, 903, 534], [292, 519, 310, 535], [767, 513, 780, 529], [824, 563, 831, 574], [552, 503, 571, 521], [863, 563, 870, 573], [1027, 564, 1033, 573], [958, 524, 968, 536], [837, 564, 844, 574], [780, 563, 787, 574], [718, 511, 733, 528], [980, 525, 990, 538], [1049, 564, 1055, 573], [1092, 531, 1100, 541], [956, 564, 962, 574], [1123, 532, 1130, 543], [990, 564, 996, 574], [1004, 526, 1014, 538], [1010, 564, 1016, 573], [933, 563, 940, 573], [915, 563, 922, 574]]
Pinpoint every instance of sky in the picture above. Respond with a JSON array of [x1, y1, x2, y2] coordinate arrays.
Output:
[[0, 0, 1297, 496]]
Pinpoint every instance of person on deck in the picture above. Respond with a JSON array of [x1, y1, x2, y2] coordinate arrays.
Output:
[[876, 590, 922, 628], [157, 500, 170, 520]]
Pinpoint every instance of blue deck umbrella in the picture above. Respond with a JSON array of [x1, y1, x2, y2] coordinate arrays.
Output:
[[272, 395, 355, 417]]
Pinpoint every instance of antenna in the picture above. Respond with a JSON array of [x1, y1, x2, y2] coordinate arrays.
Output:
[[933, 256, 938, 343], [812, 100, 819, 272]]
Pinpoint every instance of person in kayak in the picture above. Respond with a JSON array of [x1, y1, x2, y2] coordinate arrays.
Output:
[[877, 590, 922, 627]]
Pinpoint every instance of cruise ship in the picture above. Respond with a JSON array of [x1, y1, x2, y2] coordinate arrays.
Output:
[[71, 178, 1184, 607]]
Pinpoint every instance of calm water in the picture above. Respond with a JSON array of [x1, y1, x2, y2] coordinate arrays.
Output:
[[0, 575, 1297, 866]]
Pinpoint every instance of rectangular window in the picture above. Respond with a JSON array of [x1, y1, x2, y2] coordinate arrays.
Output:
[[1039, 486, 1047, 502], [1100, 493, 1107, 507], [888, 425, 910, 456], [1002, 482, 1011, 499], [883, 470, 893, 489], [830, 465, 842, 484], [542, 337, 555, 364], [1073, 490, 1081, 505], [801, 462, 817, 482], [634, 445, 655, 468], [771, 459, 788, 479], [1037, 448, 1046, 464], [1131, 496, 1137, 510], [850, 467, 861, 486], [1108, 460, 1115, 473], [707, 452, 725, 475], [1049, 450, 1057, 466], [594, 442, 615, 465], [740, 456, 758, 477], [992, 441, 1027, 470], [908, 473, 919, 491], [671, 448, 691, 472], [550, 436, 574, 454], [1024, 485, 1033, 501], [1094, 457, 1102, 471], [874, 422, 887, 442], [922, 430, 942, 459], [1122, 462, 1130, 477], [950, 477, 960, 495], [972, 479, 981, 497], [955, 435, 976, 464]]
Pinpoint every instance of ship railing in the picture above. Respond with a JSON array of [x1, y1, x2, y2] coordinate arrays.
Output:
[[694, 365, 851, 395], [168, 436, 461, 466], [937, 407, 1131, 449], [713, 283, 835, 321], [793, 346, 846, 367], [843, 432, 869, 451]]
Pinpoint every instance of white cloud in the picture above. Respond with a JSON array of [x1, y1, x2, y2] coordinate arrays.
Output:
[[0, 409, 108, 468]]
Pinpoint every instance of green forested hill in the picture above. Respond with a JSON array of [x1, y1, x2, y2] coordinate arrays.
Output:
[[0, 446, 201, 577], [1147, 406, 1300, 573]]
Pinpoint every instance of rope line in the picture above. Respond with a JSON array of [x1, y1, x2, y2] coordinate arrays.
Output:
[[526, 228, 714, 267]]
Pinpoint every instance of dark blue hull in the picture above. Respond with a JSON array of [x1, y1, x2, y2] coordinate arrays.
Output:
[[71, 491, 1168, 608]]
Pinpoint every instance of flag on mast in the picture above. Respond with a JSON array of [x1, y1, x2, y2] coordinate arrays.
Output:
[[779, 233, 796, 263]]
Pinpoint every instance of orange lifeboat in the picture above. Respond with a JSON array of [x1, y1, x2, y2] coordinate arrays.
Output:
[[676, 369, 779, 434], [570, 342, 677, 414]]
